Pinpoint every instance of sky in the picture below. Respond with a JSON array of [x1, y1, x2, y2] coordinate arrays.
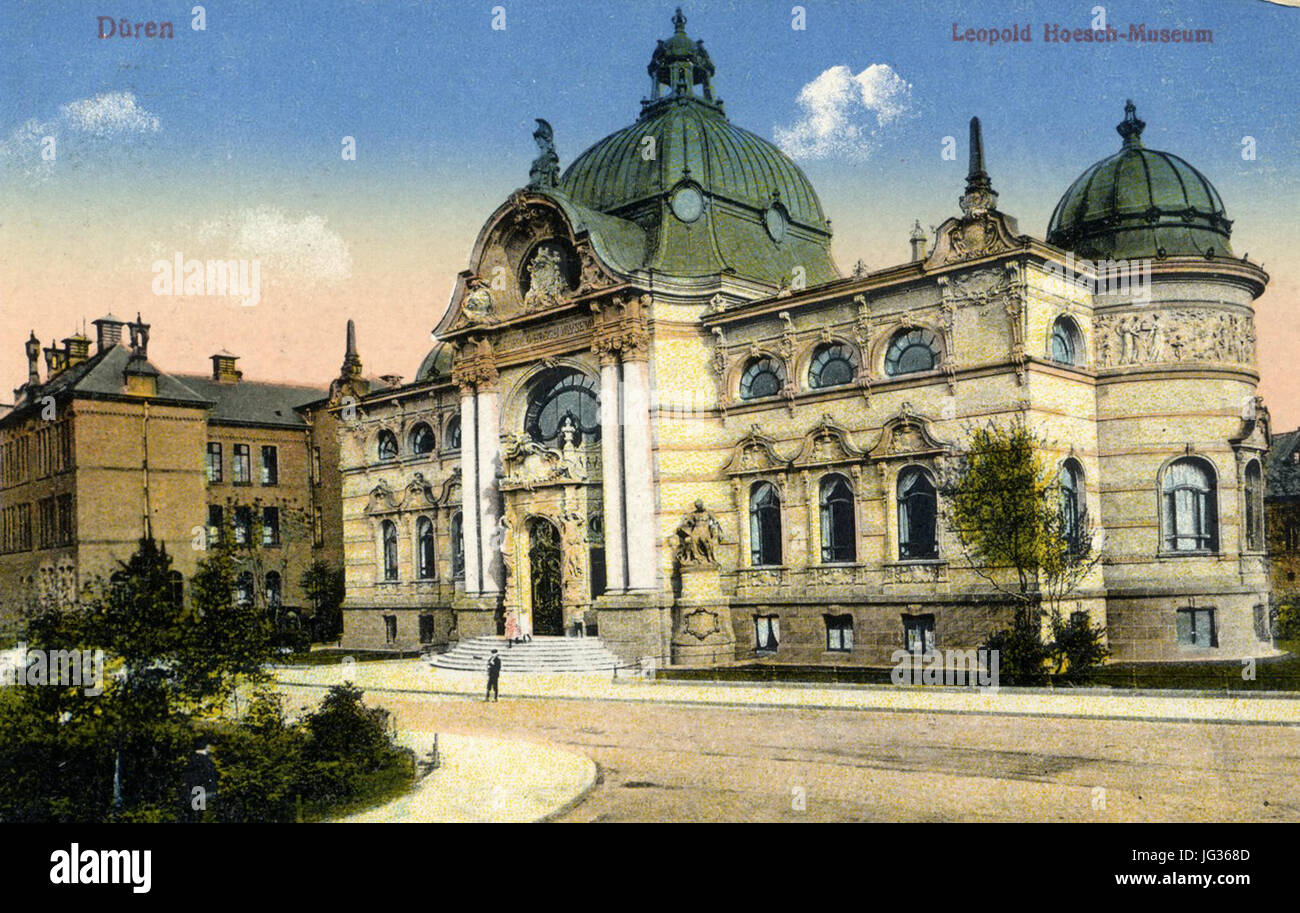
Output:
[[2, 0, 1298, 423]]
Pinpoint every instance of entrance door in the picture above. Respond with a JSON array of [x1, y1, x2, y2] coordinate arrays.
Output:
[[528, 518, 564, 636]]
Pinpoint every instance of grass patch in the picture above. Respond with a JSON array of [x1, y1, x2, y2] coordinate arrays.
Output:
[[274, 649, 417, 667], [304, 750, 417, 822]]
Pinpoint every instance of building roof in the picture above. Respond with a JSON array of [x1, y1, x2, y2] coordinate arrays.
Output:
[[553, 10, 838, 288], [175, 374, 327, 429], [1047, 101, 1233, 260], [1268, 429, 1300, 499], [6, 345, 214, 421]]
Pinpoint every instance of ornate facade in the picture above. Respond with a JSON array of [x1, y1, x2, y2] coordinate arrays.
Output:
[[337, 12, 1274, 664]]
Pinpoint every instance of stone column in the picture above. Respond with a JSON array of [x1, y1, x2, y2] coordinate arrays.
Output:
[[477, 388, 503, 594], [599, 358, 627, 593], [459, 391, 481, 594], [622, 356, 656, 591]]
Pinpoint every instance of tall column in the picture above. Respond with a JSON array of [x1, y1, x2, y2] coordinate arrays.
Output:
[[599, 358, 627, 593], [459, 391, 481, 594], [622, 356, 656, 590], [477, 389, 503, 594]]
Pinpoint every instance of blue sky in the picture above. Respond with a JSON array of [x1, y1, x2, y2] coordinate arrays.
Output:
[[2, 0, 1299, 418]]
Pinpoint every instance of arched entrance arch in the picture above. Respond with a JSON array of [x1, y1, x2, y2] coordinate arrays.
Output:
[[528, 517, 564, 635]]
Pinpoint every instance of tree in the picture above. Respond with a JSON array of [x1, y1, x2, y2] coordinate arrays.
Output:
[[301, 560, 345, 642], [941, 418, 1106, 682]]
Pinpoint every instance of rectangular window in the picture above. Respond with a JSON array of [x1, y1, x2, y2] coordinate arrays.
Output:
[[262, 506, 280, 546], [754, 615, 780, 653], [313, 506, 324, 547], [384, 614, 398, 644], [1176, 608, 1218, 649], [903, 614, 936, 654], [207, 505, 224, 548], [206, 442, 223, 483], [312, 446, 322, 485], [234, 506, 252, 545], [232, 444, 251, 485], [825, 614, 854, 652], [56, 493, 73, 546], [260, 445, 278, 486]]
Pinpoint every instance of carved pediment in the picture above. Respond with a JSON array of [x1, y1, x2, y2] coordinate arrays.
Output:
[[792, 415, 866, 468], [366, 481, 401, 515], [723, 425, 789, 475], [439, 468, 462, 507], [925, 209, 1022, 268], [867, 404, 949, 461], [405, 472, 438, 508], [502, 435, 588, 489]]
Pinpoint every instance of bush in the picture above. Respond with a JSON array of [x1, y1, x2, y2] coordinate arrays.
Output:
[[983, 614, 1052, 686]]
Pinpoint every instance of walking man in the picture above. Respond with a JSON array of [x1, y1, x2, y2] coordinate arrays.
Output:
[[485, 649, 501, 702]]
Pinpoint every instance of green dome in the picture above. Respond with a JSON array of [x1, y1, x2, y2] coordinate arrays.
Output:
[[552, 9, 837, 288], [415, 342, 452, 382], [560, 100, 828, 231], [1047, 101, 1232, 260]]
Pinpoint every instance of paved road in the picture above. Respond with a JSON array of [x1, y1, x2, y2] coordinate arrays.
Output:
[[355, 689, 1300, 822]]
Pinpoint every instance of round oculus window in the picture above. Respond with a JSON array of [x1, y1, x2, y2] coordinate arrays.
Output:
[[764, 205, 787, 242], [670, 184, 704, 223]]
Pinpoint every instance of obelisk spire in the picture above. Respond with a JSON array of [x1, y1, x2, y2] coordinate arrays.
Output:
[[960, 116, 998, 217]]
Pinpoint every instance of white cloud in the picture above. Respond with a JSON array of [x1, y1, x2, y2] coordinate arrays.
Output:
[[0, 92, 160, 182], [197, 207, 353, 284], [775, 64, 912, 161], [59, 91, 160, 136]]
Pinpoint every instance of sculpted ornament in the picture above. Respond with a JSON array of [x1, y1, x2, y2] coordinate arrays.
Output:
[[1095, 310, 1255, 368], [523, 244, 571, 312], [674, 500, 725, 567], [463, 276, 495, 324]]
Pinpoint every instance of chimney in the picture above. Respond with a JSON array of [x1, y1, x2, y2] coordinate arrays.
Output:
[[25, 332, 40, 386], [909, 220, 927, 262], [63, 333, 91, 367], [43, 344, 67, 377], [211, 350, 242, 384], [92, 314, 127, 353]]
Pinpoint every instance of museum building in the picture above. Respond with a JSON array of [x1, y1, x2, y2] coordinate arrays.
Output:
[[334, 11, 1274, 664]]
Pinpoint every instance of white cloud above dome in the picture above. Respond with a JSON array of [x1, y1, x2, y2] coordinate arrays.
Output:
[[774, 64, 912, 162]]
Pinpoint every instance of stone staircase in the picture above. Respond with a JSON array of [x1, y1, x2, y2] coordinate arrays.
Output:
[[426, 635, 625, 674]]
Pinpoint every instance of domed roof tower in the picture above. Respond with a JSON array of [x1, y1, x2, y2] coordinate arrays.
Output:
[[1047, 101, 1233, 260], [556, 8, 838, 289]]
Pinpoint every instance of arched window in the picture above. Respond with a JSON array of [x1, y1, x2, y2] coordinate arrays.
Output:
[[265, 571, 282, 607], [444, 416, 461, 450], [416, 516, 435, 579], [525, 369, 600, 445], [749, 481, 783, 566], [820, 474, 856, 563], [1162, 457, 1218, 552], [808, 343, 856, 389], [884, 328, 939, 377], [897, 466, 938, 559], [236, 571, 254, 605], [409, 423, 435, 456], [450, 512, 465, 578], [381, 519, 399, 580], [1050, 315, 1083, 366], [1060, 458, 1084, 549], [377, 430, 399, 462], [1244, 460, 1264, 552], [739, 356, 785, 400]]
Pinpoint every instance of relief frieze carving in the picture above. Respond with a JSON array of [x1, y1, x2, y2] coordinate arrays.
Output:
[[1094, 310, 1256, 368]]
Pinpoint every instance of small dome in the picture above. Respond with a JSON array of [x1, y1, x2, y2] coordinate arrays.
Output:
[[416, 342, 452, 382], [1047, 101, 1232, 260]]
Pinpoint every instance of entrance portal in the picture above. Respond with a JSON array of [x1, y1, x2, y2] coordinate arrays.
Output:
[[528, 518, 564, 636]]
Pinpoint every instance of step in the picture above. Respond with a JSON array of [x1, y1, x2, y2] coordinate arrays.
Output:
[[428, 635, 624, 674]]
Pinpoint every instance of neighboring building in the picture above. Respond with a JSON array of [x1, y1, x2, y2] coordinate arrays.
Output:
[[1266, 429, 1300, 607], [0, 313, 343, 631], [336, 11, 1275, 664]]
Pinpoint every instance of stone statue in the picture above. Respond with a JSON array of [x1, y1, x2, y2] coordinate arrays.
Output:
[[523, 244, 569, 311], [463, 276, 494, 323], [674, 499, 724, 567], [528, 118, 560, 189]]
